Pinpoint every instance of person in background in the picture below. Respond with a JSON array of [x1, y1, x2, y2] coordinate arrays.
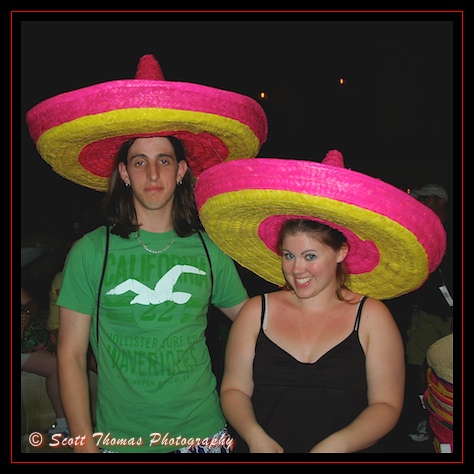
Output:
[[26, 54, 267, 453], [46, 231, 80, 336], [47, 235, 98, 373], [406, 183, 453, 443], [194, 151, 447, 453], [47, 272, 62, 336], [21, 286, 69, 439]]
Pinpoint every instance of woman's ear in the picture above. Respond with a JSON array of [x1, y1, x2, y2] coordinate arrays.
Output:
[[336, 242, 349, 263]]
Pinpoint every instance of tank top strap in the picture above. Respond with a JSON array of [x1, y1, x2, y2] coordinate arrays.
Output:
[[354, 296, 368, 332], [260, 293, 269, 330]]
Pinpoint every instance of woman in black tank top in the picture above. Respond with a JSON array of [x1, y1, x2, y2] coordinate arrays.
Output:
[[220, 219, 405, 453]]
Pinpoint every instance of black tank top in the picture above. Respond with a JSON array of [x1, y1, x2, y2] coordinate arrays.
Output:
[[231, 294, 376, 453]]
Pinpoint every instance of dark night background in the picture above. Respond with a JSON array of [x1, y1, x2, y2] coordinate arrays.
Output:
[[16, 12, 461, 306], [18, 13, 459, 238], [13, 11, 463, 459]]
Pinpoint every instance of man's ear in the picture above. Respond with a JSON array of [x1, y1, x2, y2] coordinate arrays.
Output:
[[118, 161, 130, 185], [177, 160, 188, 183]]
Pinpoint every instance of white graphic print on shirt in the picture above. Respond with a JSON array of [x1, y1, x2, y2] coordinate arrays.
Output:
[[106, 265, 206, 305]]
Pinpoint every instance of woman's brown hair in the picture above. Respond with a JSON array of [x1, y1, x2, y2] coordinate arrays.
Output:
[[276, 219, 350, 301]]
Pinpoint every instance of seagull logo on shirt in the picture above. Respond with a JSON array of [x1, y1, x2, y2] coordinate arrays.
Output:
[[106, 264, 206, 305]]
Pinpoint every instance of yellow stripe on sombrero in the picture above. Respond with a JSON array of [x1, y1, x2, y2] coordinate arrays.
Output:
[[200, 189, 429, 300], [36, 108, 261, 191]]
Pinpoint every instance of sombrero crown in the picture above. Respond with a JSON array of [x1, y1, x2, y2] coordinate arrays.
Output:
[[26, 54, 268, 191], [195, 150, 447, 300]]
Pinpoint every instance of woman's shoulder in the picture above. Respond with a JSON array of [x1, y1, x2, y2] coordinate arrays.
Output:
[[232, 293, 268, 337], [342, 290, 388, 312], [243, 291, 283, 313], [359, 295, 391, 314], [356, 295, 400, 338]]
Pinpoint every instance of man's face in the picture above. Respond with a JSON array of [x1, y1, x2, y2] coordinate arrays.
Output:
[[418, 194, 444, 217]]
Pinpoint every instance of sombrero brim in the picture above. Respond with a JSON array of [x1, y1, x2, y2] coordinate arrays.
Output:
[[195, 158, 447, 300], [427, 333, 453, 384], [26, 79, 267, 191]]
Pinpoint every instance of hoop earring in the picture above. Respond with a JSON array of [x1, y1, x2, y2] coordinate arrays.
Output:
[[125, 182, 131, 187], [177, 180, 183, 186]]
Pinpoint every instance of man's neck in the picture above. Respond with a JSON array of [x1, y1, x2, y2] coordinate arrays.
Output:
[[136, 209, 174, 233]]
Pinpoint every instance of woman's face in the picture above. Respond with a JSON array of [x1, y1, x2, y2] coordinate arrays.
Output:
[[281, 231, 347, 299]]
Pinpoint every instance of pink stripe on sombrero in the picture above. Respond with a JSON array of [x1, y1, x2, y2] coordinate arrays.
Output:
[[35, 106, 263, 190], [26, 54, 268, 191], [198, 188, 429, 298], [259, 214, 379, 274], [79, 131, 228, 178], [426, 387, 453, 414], [429, 418, 453, 447], [195, 158, 446, 274], [26, 80, 267, 145], [428, 367, 453, 394], [425, 386, 453, 414], [424, 392, 453, 424]]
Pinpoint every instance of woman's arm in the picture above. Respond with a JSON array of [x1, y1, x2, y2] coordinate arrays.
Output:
[[310, 298, 405, 453], [220, 296, 284, 453], [57, 306, 99, 453]]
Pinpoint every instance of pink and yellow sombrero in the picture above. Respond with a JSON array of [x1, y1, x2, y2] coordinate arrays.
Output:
[[26, 54, 268, 191], [195, 150, 446, 300]]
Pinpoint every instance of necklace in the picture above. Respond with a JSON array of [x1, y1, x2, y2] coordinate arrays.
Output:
[[135, 232, 176, 255]]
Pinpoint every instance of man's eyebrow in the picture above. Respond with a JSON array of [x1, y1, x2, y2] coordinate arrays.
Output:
[[130, 152, 174, 159]]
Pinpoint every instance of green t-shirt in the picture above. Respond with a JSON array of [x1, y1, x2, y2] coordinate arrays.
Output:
[[58, 226, 247, 452]]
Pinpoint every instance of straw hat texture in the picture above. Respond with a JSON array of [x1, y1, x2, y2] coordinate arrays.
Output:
[[427, 333, 453, 384], [26, 54, 268, 191], [194, 150, 447, 300]]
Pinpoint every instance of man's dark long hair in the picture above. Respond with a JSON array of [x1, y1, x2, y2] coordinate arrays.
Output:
[[102, 136, 202, 238]]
